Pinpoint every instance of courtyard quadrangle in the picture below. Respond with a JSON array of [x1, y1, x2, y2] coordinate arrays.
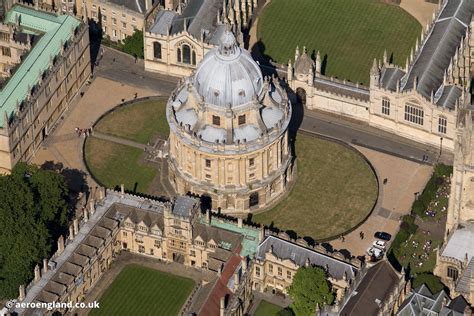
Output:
[[256, 0, 421, 84]]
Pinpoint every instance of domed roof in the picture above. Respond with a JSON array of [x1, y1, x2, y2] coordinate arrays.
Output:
[[193, 31, 263, 107]]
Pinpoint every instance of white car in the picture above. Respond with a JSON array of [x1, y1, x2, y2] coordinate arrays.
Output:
[[373, 240, 387, 250], [366, 247, 384, 260]]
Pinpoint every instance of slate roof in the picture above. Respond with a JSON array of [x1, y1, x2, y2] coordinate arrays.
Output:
[[380, 67, 405, 91], [313, 77, 370, 101], [256, 236, 358, 280], [456, 257, 474, 294], [397, 284, 448, 316], [149, 0, 225, 43], [194, 223, 243, 252], [440, 295, 470, 316], [401, 0, 473, 99], [340, 260, 401, 316], [172, 196, 198, 217], [435, 85, 462, 109]]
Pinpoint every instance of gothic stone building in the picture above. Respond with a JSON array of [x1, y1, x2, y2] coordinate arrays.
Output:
[[289, 0, 473, 152], [166, 31, 293, 213], [0, 4, 91, 173], [7, 189, 404, 316], [143, 0, 256, 77]]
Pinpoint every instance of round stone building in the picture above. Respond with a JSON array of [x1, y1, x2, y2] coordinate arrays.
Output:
[[166, 31, 293, 213]]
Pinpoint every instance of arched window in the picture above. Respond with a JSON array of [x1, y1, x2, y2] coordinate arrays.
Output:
[[177, 48, 181, 63], [182, 44, 191, 64], [153, 42, 161, 59], [192, 51, 196, 65]]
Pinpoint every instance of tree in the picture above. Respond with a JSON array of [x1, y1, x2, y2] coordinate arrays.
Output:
[[121, 30, 144, 59], [287, 266, 334, 316], [0, 163, 69, 299]]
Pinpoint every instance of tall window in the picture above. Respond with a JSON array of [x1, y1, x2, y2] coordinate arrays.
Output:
[[238, 114, 246, 125], [447, 267, 458, 281], [438, 116, 447, 134], [182, 44, 191, 64], [205, 159, 211, 168], [382, 98, 390, 116], [153, 42, 161, 59], [404, 104, 424, 125], [255, 266, 260, 277], [177, 43, 196, 65], [212, 115, 221, 126]]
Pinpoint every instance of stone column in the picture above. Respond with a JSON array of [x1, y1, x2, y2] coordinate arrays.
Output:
[[84, 209, 89, 223]]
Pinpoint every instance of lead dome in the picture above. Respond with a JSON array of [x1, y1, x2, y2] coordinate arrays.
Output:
[[193, 31, 263, 107]]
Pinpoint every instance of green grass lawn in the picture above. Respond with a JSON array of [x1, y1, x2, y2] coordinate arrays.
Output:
[[95, 99, 169, 144], [85, 137, 156, 193], [394, 229, 441, 274], [254, 300, 285, 316], [253, 134, 378, 240], [90, 265, 195, 316], [257, 0, 421, 84]]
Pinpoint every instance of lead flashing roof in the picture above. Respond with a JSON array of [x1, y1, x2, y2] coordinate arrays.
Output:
[[0, 5, 81, 128]]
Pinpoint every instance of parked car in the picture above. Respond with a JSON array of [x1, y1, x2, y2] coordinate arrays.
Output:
[[373, 240, 386, 250], [366, 247, 384, 261], [374, 231, 392, 241]]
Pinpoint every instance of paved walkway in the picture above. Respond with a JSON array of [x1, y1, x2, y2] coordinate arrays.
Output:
[[32, 76, 157, 187], [329, 146, 433, 257], [400, 0, 438, 26], [91, 132, 146, 150]]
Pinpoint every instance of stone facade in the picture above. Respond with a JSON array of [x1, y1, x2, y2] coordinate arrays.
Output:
[[77, 0, 149, 41], [166, 31, 293, 213], [143, 0, 256, 77], [0, 5, 91, 173], [288, 0, 473, 152], [0, 23, 30, 78]]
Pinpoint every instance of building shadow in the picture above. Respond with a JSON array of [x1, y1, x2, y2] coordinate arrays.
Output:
[[88, 9, 104, 71], [250, 40, 278, 77]]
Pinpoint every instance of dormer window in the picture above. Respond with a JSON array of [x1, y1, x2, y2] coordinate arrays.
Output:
[[212, 115, 220, 126], [238, 90, 245, 97], [214, 90, 220, 97]]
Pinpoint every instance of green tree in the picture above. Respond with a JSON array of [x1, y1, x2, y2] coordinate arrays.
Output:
[[287, 266, 334, 316], [0, 163, 69, 299], [121, 30, 144, 59]]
